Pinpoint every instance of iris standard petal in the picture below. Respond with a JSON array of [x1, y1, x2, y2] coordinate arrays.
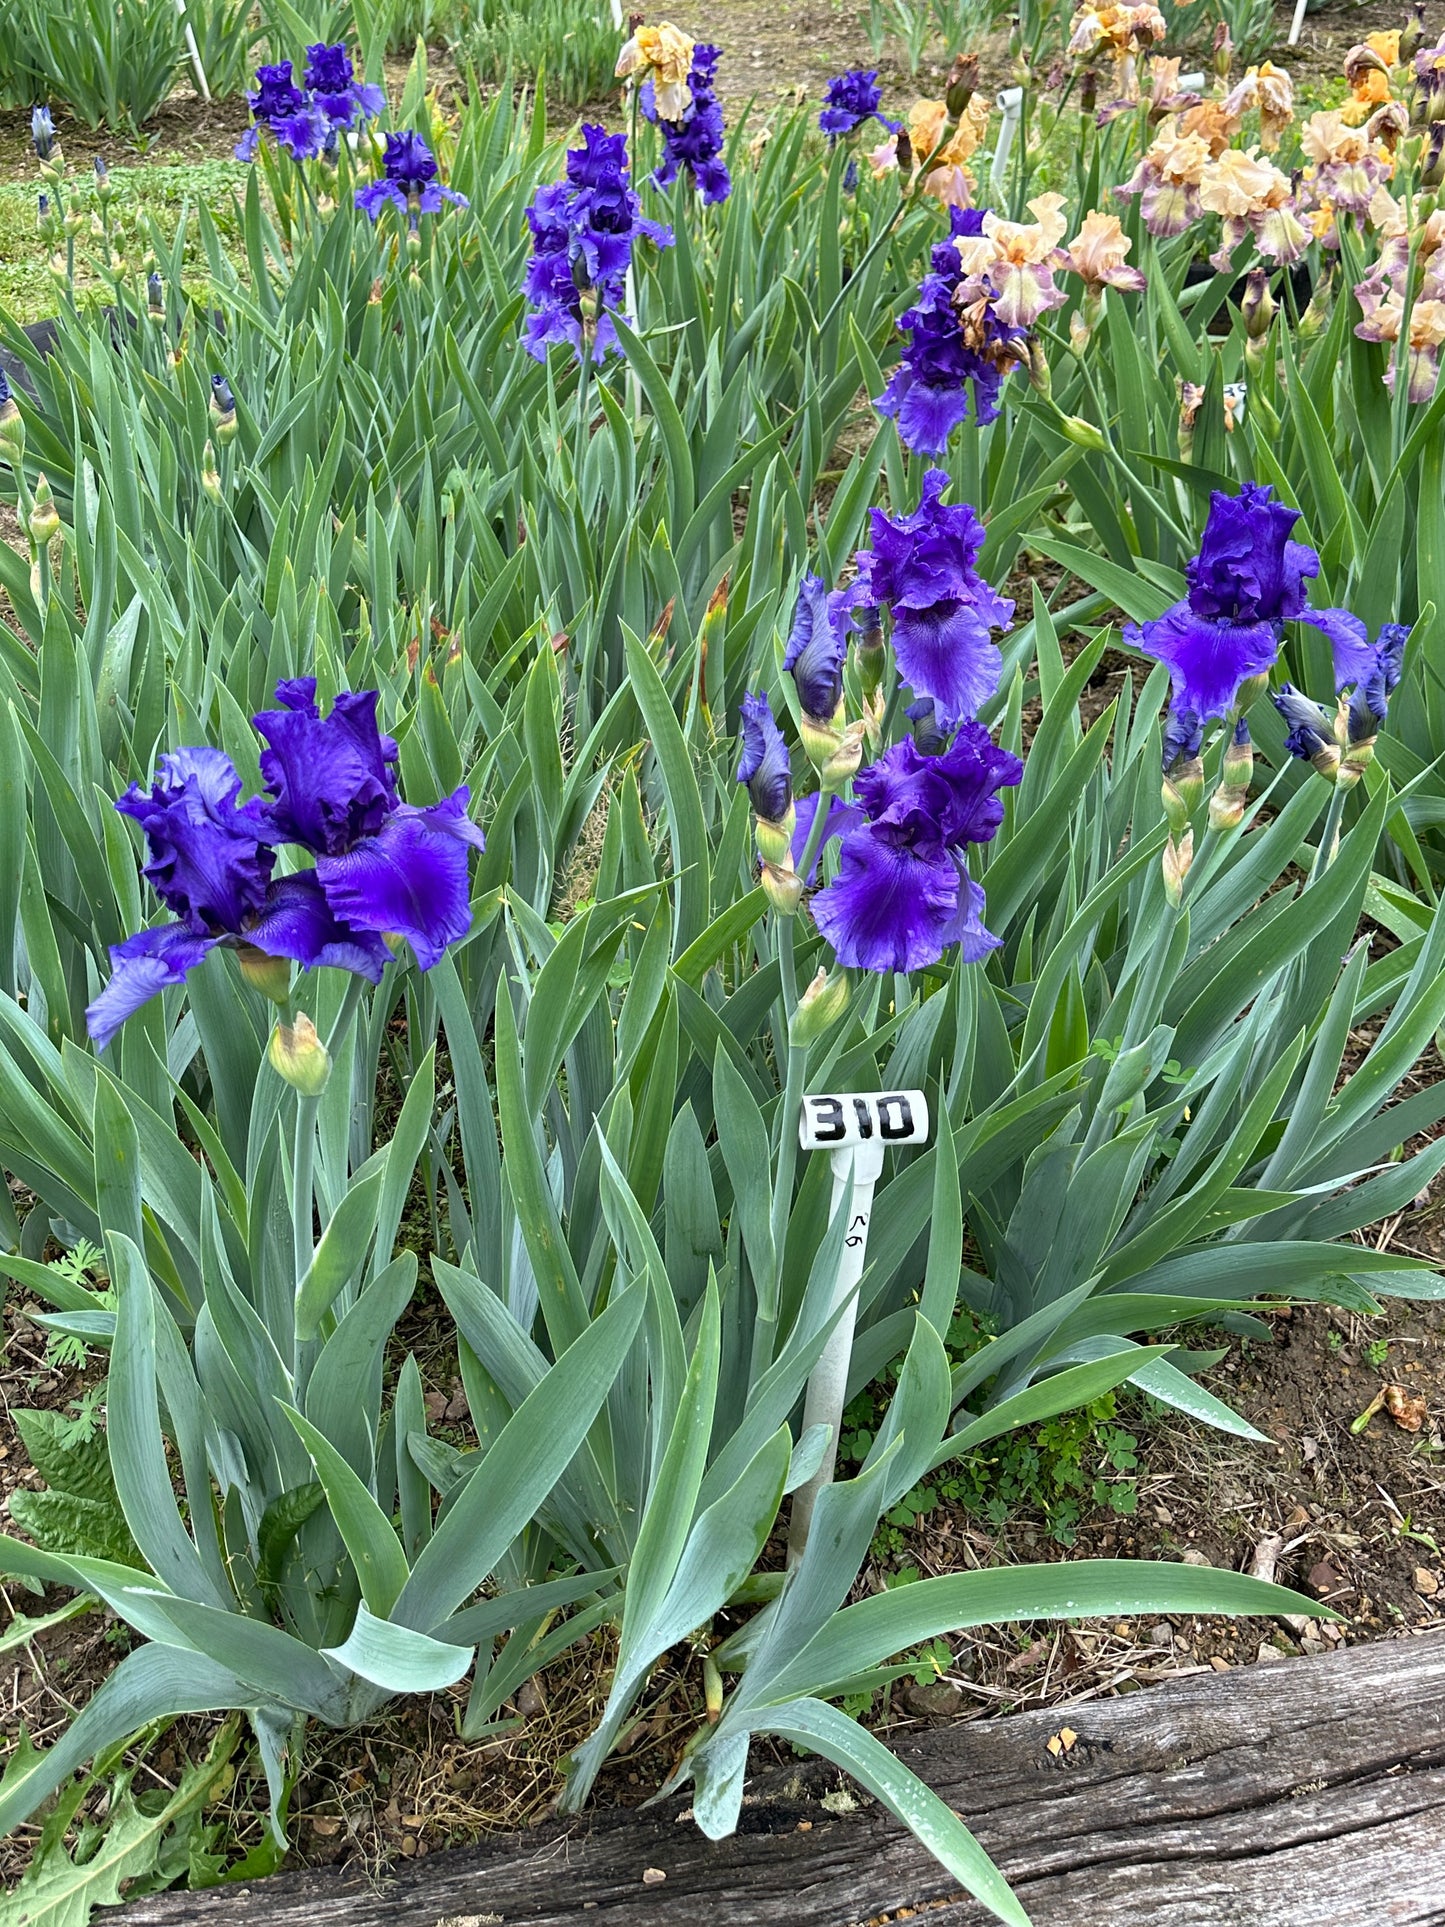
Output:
[[254, 686, 399, 856], [116, 747, 275, 935]]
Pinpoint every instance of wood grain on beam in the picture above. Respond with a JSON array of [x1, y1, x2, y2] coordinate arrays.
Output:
[[117, 1635, 1445, 1927]]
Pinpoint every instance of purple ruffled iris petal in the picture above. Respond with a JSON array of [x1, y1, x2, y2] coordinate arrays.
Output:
[[522, 124, 672, 364], [86, 925, 218, 1054], [806, 725, 1015, 974], [1126, 603, 1280, 723], [818, 69, 895, 138], [116, 747, 275, 936], [1184, 482, 1314, 624], [354, 130, 469, 219], [315, 788, 486, 970], [858, 470, 1013, 725], [812, 836, 976, 972], [254, 680, 399, 857], [737, 692, 792, 821]]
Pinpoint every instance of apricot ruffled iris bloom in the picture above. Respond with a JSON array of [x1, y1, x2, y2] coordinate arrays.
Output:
[[1200, 146, 1308, 267], [954, 194, 1069, 329], [1117, 124, 1210, 235], [1066, 209, 1146, 291], [616, 22, 696, 121], [1223, 60, 1294, 150]]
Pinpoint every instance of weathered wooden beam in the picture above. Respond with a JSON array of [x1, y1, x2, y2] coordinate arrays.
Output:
[[118, 1636, 1445, 1927]]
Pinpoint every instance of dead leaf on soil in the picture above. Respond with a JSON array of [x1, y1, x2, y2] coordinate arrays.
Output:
[[1384, 1384, 1428, 1432], [1307, 1558, 1345, 1598]]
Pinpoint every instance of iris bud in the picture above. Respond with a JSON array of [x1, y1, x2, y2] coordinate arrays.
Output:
[[1208, 719, 1253, 831], [1212, 20, 1234, 80], [945, 52, 980, 117], [1234, 671, 1270, 714], [200, 438, 223, 504], [1027, 339, 1053, 398], [1059, 412, 1106, 452], [93, 155, 112, 201], [811, 716, 867, 791], [210, 373, 238, 442], [1241, 269, 1274, 340], [760, 858, 804, 915], [147, 272, 165, 322], [789, 966, 850, 1046], [235, 945, 292, 1004], [0, 372, 24, 466], [1162, 827, 1193, 907], [269, 1012, 332, 1095], [853, 602, 886, 701], [754, 800, 796, 869], [28, 474, 59, 547], [1401, 3, 1425, 61], [1424, 121, 1445, 189]]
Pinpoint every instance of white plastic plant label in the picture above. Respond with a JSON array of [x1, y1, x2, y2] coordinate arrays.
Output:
[[797, 1089, 930, 1150]]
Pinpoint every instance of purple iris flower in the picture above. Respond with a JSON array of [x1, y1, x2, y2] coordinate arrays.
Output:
[[1161, 702, 1204, 771], [253, 678, 486, 969], [643, 44, 731, 203], [783, 574, 862, 720], [1273, 684, 1336, 763], [809, 728, 1020, 973], [236, 62, 306, 158], [1345, 622, 1408, 741], [355, 130, 469, 219], [905, 697, 949, 756], [856, 470, 1014, 726], [522, 125, 673, 363], [876, 209, 1025, 453], [737, 692, 792, 821], [1125, 483, 1366, 722], [303, 42, 386, 126], [86, 748, 391, 1052], [818, 70, 896, 139]]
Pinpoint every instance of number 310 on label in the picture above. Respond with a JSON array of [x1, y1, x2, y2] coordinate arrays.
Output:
[[798, 1090, 930, 1150]]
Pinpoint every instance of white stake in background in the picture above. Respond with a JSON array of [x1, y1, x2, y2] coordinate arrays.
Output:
[[787, 1088, 930, 1564]]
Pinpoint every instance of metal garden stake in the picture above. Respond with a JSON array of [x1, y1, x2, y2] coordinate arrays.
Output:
[[787, 1088, 930, 1564]]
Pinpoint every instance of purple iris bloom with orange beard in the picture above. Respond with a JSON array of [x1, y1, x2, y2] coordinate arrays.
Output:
[[857, 469, 1014, 726], [804, 726, 1020, 974], [85, 747, 391, 1053], [1126, 482, 1365, 722]]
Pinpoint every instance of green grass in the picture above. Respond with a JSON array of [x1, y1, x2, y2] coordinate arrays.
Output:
[[0, 158, 246, 322]]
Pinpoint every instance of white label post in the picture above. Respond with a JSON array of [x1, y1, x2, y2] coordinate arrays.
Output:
[[786, 1089, 930, 1564]]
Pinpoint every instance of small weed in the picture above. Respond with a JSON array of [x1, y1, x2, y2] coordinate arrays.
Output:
[[840, 1308, 1142, 1558], [1364, 1337, 1390, 1369]]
